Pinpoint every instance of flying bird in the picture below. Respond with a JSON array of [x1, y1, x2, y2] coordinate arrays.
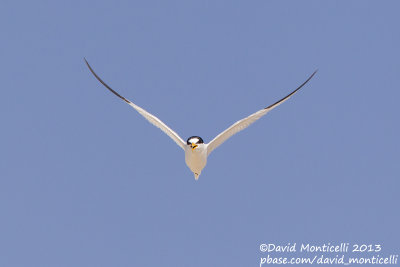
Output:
[[84, 58, 316, 180]]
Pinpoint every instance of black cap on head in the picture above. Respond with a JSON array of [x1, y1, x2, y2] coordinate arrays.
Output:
[[186, 136, 204, 145]]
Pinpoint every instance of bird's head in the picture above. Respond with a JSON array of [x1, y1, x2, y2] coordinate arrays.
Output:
[[187, 136, 204, 151]]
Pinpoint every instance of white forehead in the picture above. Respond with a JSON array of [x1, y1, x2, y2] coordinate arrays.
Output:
[[189, 137, 200, 143]]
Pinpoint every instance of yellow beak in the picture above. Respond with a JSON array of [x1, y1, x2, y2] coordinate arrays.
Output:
[[191, 144, 198, 151]]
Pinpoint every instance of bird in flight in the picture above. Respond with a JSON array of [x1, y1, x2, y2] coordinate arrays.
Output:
[[84, 58, 316, 180]]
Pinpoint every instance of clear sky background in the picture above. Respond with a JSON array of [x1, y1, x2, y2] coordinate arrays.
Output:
[[1, 1, 399, 266]]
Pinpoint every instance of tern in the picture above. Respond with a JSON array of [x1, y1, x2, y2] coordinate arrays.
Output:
[[85, 59, 316, 180]]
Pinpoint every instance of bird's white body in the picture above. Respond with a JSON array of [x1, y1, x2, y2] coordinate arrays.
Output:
[[184, 144, 207, 180], [85, 58, 316, 180]]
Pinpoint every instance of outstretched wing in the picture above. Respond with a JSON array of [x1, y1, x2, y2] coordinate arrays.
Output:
[[206, 70, 317, 155], [84, 58, 186, 150]]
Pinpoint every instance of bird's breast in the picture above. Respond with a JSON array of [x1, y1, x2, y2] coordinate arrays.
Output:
[[184, 145, 207, 173]]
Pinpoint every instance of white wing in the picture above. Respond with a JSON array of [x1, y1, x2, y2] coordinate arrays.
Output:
[[206, 70, 317, 155], [85, 59, 186, 150]]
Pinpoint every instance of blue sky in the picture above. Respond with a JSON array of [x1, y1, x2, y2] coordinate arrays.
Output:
[[1, 1, 399, 266]]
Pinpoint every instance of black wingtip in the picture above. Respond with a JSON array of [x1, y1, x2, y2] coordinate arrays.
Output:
[[303, 69, 318, 85], [311, 69, 318, 78], [84, 58, 131, 104], [264, 70, 317, 110]]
